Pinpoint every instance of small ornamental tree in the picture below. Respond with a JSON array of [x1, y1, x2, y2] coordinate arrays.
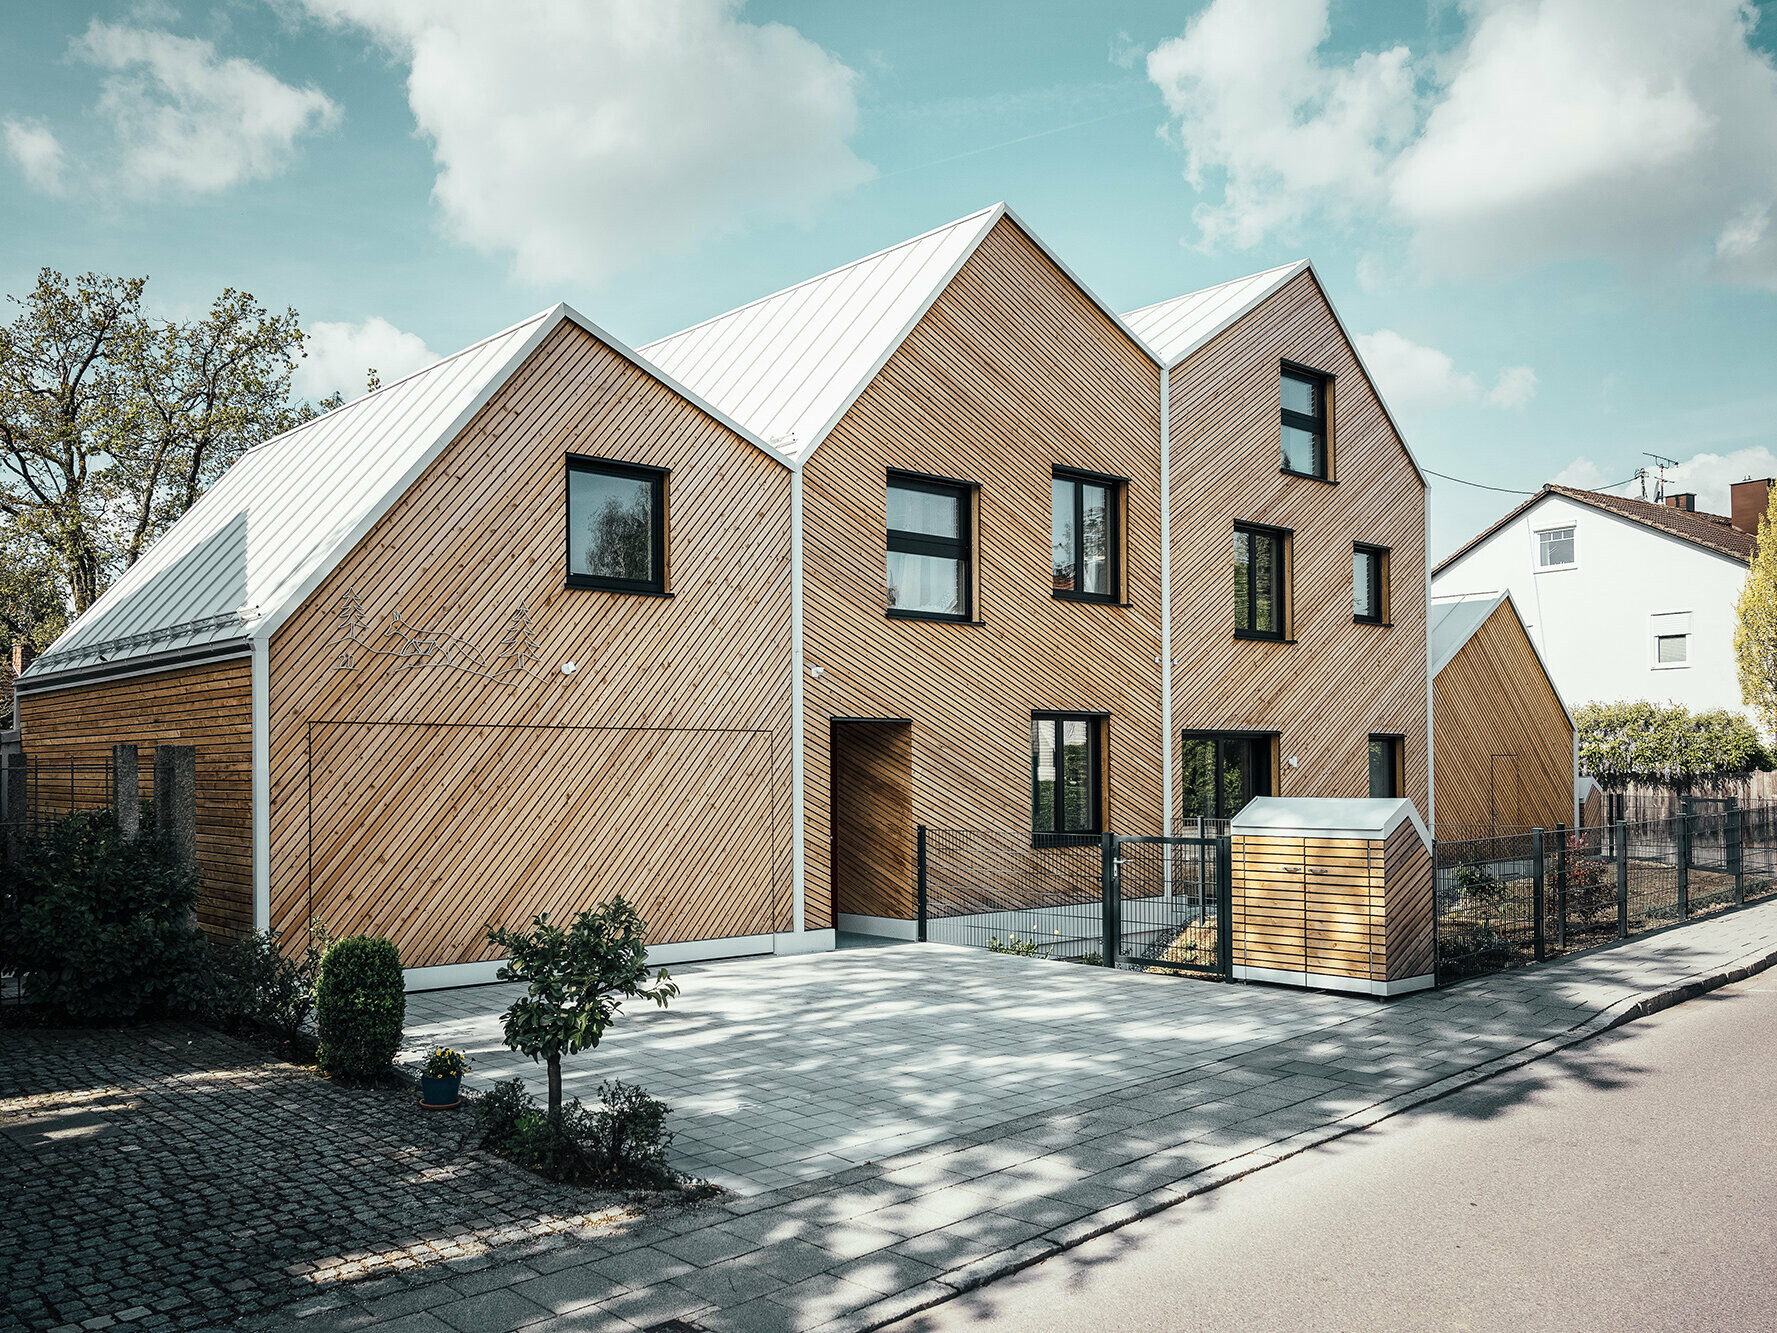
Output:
[[1575, 700, 1771, 787], [1736, 500, 1777, 735], [486, 897, 678, 1119]]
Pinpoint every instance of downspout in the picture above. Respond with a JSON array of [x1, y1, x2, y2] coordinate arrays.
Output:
[[1424, 481, 1436, 834], [1159, 364, 1173, 840], [790, 463, 806, 938], [251, 634, 270, 932]]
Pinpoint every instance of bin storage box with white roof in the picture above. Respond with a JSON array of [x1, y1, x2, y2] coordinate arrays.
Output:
[[1229, 797, 1436, 995]]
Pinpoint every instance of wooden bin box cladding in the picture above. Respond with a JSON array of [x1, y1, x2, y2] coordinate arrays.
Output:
[[1229, 797, 1434, 996]]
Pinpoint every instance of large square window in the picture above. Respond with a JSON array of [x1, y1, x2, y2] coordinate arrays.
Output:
[[1032, 714, 1101, 837], [1537, 526, 1576, 569], [1234, 524, 1288, 640], [1051, 469, 1120, 602], [566, 456, 666, 593], [887, 473, 972, 620], [1280, 365, 1331, 480]]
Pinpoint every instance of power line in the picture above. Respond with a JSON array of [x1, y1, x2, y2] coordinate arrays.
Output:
[[1425, 468, 1641, 497]]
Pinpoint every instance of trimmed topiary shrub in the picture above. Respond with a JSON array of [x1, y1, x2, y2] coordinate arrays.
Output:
[[313, 935, 405, 1080]]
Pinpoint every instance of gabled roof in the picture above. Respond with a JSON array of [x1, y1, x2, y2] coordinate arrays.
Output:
[[639, 203, 1155, 465], [1429, 590, 1574, 727], [1121, 260, 1308, 368], [1433, 484, 1756, 577], [23, 305, 777, 685]]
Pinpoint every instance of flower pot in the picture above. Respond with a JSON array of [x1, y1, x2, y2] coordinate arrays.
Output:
[[420, 1073, 462, 1108]]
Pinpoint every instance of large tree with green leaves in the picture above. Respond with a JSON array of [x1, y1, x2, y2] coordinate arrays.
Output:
[[0, 268, 319, 619], [1735, 499, 1777, 736]]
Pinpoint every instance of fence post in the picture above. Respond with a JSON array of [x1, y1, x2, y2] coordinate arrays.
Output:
[[1100, 830, 1120, 968], [1615, 819, 1629, 940], [154, 745, 198, 875], [1215, 834, 1234, 978], [1676, 811, 1691, 922], [112, 743, 140, 841], [1, 750, 23, 863], [1532, 828, 1546, 963], [1554, 821, 1568, 951], [1732, 805, 1746, 906], [915, 825, 928, 943]]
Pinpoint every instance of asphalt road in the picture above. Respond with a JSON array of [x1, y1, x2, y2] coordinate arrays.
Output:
[[889, 977, 1777, 1333]]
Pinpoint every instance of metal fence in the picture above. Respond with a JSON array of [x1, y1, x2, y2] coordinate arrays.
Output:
[[916, 826, 1232, 976], [1434, 807, 1777, 981], [2, 755, 150, 837]]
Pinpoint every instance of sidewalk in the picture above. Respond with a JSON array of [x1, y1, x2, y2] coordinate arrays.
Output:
[[260, 901, 1777, 1333]]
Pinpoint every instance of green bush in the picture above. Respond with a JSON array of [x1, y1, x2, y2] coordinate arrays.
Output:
[[197, 921, 330, 1043], [586, 1081, 673, 1179], [1577, 700, 1772, 786], [474, 1077, 676, 1185], [0, 812, 205, 1024], [986, 934, 1048, 957], [314, 935, 405, 1080]]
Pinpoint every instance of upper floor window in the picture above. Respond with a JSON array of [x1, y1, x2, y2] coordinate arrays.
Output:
[[566, 456, 667, 594], [1368, 735, 1403, 799], [1051, 469, 1120, 603], [1280, 364, 1331, 481], [1032, 713, 1102, 837], [1537, 525, 1576, 569], [887, 472, 972, 621], [1234, 523, 1288, 640], [1353, 544, 1389, 624], [1652, 611, 1691, 668]]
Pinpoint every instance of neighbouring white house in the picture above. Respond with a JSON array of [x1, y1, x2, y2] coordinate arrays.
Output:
[[1432, 481, 1768, 722]]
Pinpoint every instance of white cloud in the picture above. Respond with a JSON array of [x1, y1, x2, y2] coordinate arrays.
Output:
[[1355, 329, 1535, 414], [295, 317, 436, 405], [295, 0, 872, 285], [1147, 0, 1777, 288], [70, 20, 339, 197], [1146, 0, 1413, 250], [1555, 446, 1777, 513], [3, 118, 66, 194], [1552, 456, 1614, 491]]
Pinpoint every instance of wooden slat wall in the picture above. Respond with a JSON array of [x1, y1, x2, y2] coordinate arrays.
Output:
[[1434, 600, 1575, 834], [830, 721, 913, 919], [801, 218, 1165, 918], [17, 659, 254, 938], [1171, 271, 1429, 821], [267, 321, 794, 969], [1382, 819, 1436, 982]]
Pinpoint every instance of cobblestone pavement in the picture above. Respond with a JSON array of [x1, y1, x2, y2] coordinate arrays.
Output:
[[0, 1025, 674, 1333], [274, 900, 1777, 1333]]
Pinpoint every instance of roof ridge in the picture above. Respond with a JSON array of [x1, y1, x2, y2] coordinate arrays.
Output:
[[639, 205, 1002, 352], [1121, 258, 1310, 320]]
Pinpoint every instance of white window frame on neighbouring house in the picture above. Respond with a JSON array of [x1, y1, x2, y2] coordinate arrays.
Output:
[[1651, 610, 1692, 670], [1534, 523, 1577, 571]]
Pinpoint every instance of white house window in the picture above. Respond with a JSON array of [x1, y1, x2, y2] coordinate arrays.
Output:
[[1537, 526, 1576, 569], [1652, 611, 1691, 669]]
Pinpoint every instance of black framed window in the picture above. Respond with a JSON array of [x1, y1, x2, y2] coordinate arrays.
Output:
[[1051, 469, 1119, 602], [1234, 523, 1287, 640], [1353, 544, 1388, 624], [566, 456, 666, 593], [1368, 735, 1403, 799], [1032, 713, 1101, 837], [1182, 733, 1273, 821], [886, 472, 972, 621], [1280, 364, 1330, 480]]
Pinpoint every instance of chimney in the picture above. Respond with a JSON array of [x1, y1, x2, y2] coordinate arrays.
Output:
[[1664, 493, 1696, 512], [10, 642, 33, 677], [1731, 478, 1775, 535]]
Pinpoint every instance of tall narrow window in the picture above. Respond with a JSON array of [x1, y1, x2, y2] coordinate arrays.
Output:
[[1051, 469, 1120, 602], [1353, 544, 1389, 624], [1280, 365, 1330, 480], [887, 473, 972, 621], [1032, 714, 1101, 837], [1234, 524, 1288, 640], [566, 456, 666, 593], [1368, 735, 1403, 799]]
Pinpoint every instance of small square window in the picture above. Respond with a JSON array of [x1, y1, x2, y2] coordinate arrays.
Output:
[[1280, 365, 1331, 481], [566, 456, 666, 594], [1353, 544, 1389, 624], [887, 473, 972, 621], [1657, 634, 1688, 664], [1537, 526, 1576, 569]]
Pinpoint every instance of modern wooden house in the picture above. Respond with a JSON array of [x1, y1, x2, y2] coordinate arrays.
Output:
[[18, 203, 1437, 981], [1430, 591, 1577, 835]]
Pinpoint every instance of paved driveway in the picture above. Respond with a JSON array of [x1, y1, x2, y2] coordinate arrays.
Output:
[[402, 942, 1370, 1194]]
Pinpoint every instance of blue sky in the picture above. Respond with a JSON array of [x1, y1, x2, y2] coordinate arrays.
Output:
[[3, 0, 1775, 558]]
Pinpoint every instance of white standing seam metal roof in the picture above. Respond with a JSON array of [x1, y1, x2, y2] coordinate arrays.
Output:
[[22, 304, 777, 683], [1428, 590, 1574, 726], [1230, 795, 1430, 847], [1121, 260, 1309, 369]]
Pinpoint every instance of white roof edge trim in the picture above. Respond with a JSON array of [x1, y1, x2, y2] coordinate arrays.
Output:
[[1431, 589, 1576, 730], [251, 303, 787, 648], [787, 203, 1162, 466], [1229, 795, 1431, 849]]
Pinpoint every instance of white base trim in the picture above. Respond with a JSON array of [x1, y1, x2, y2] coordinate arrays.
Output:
[[773, 928, 836, 956], [836, 913, 918, 940], [1232, 963, 1435, 997], [401, 932, 786, 992]]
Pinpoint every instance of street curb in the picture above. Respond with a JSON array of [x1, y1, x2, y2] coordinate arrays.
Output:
[[811, 934, 1777, 1333]]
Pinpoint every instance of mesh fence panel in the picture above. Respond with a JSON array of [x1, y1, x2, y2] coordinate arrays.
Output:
[[1117, 838, 1222, 972], [921, 828, 1103, 959]]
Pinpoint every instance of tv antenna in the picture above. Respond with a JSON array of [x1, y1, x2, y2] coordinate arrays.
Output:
[[1642, 452, 1677, 502]]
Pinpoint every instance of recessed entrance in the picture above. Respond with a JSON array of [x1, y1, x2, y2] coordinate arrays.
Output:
[[829, 719, 914, 937]]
